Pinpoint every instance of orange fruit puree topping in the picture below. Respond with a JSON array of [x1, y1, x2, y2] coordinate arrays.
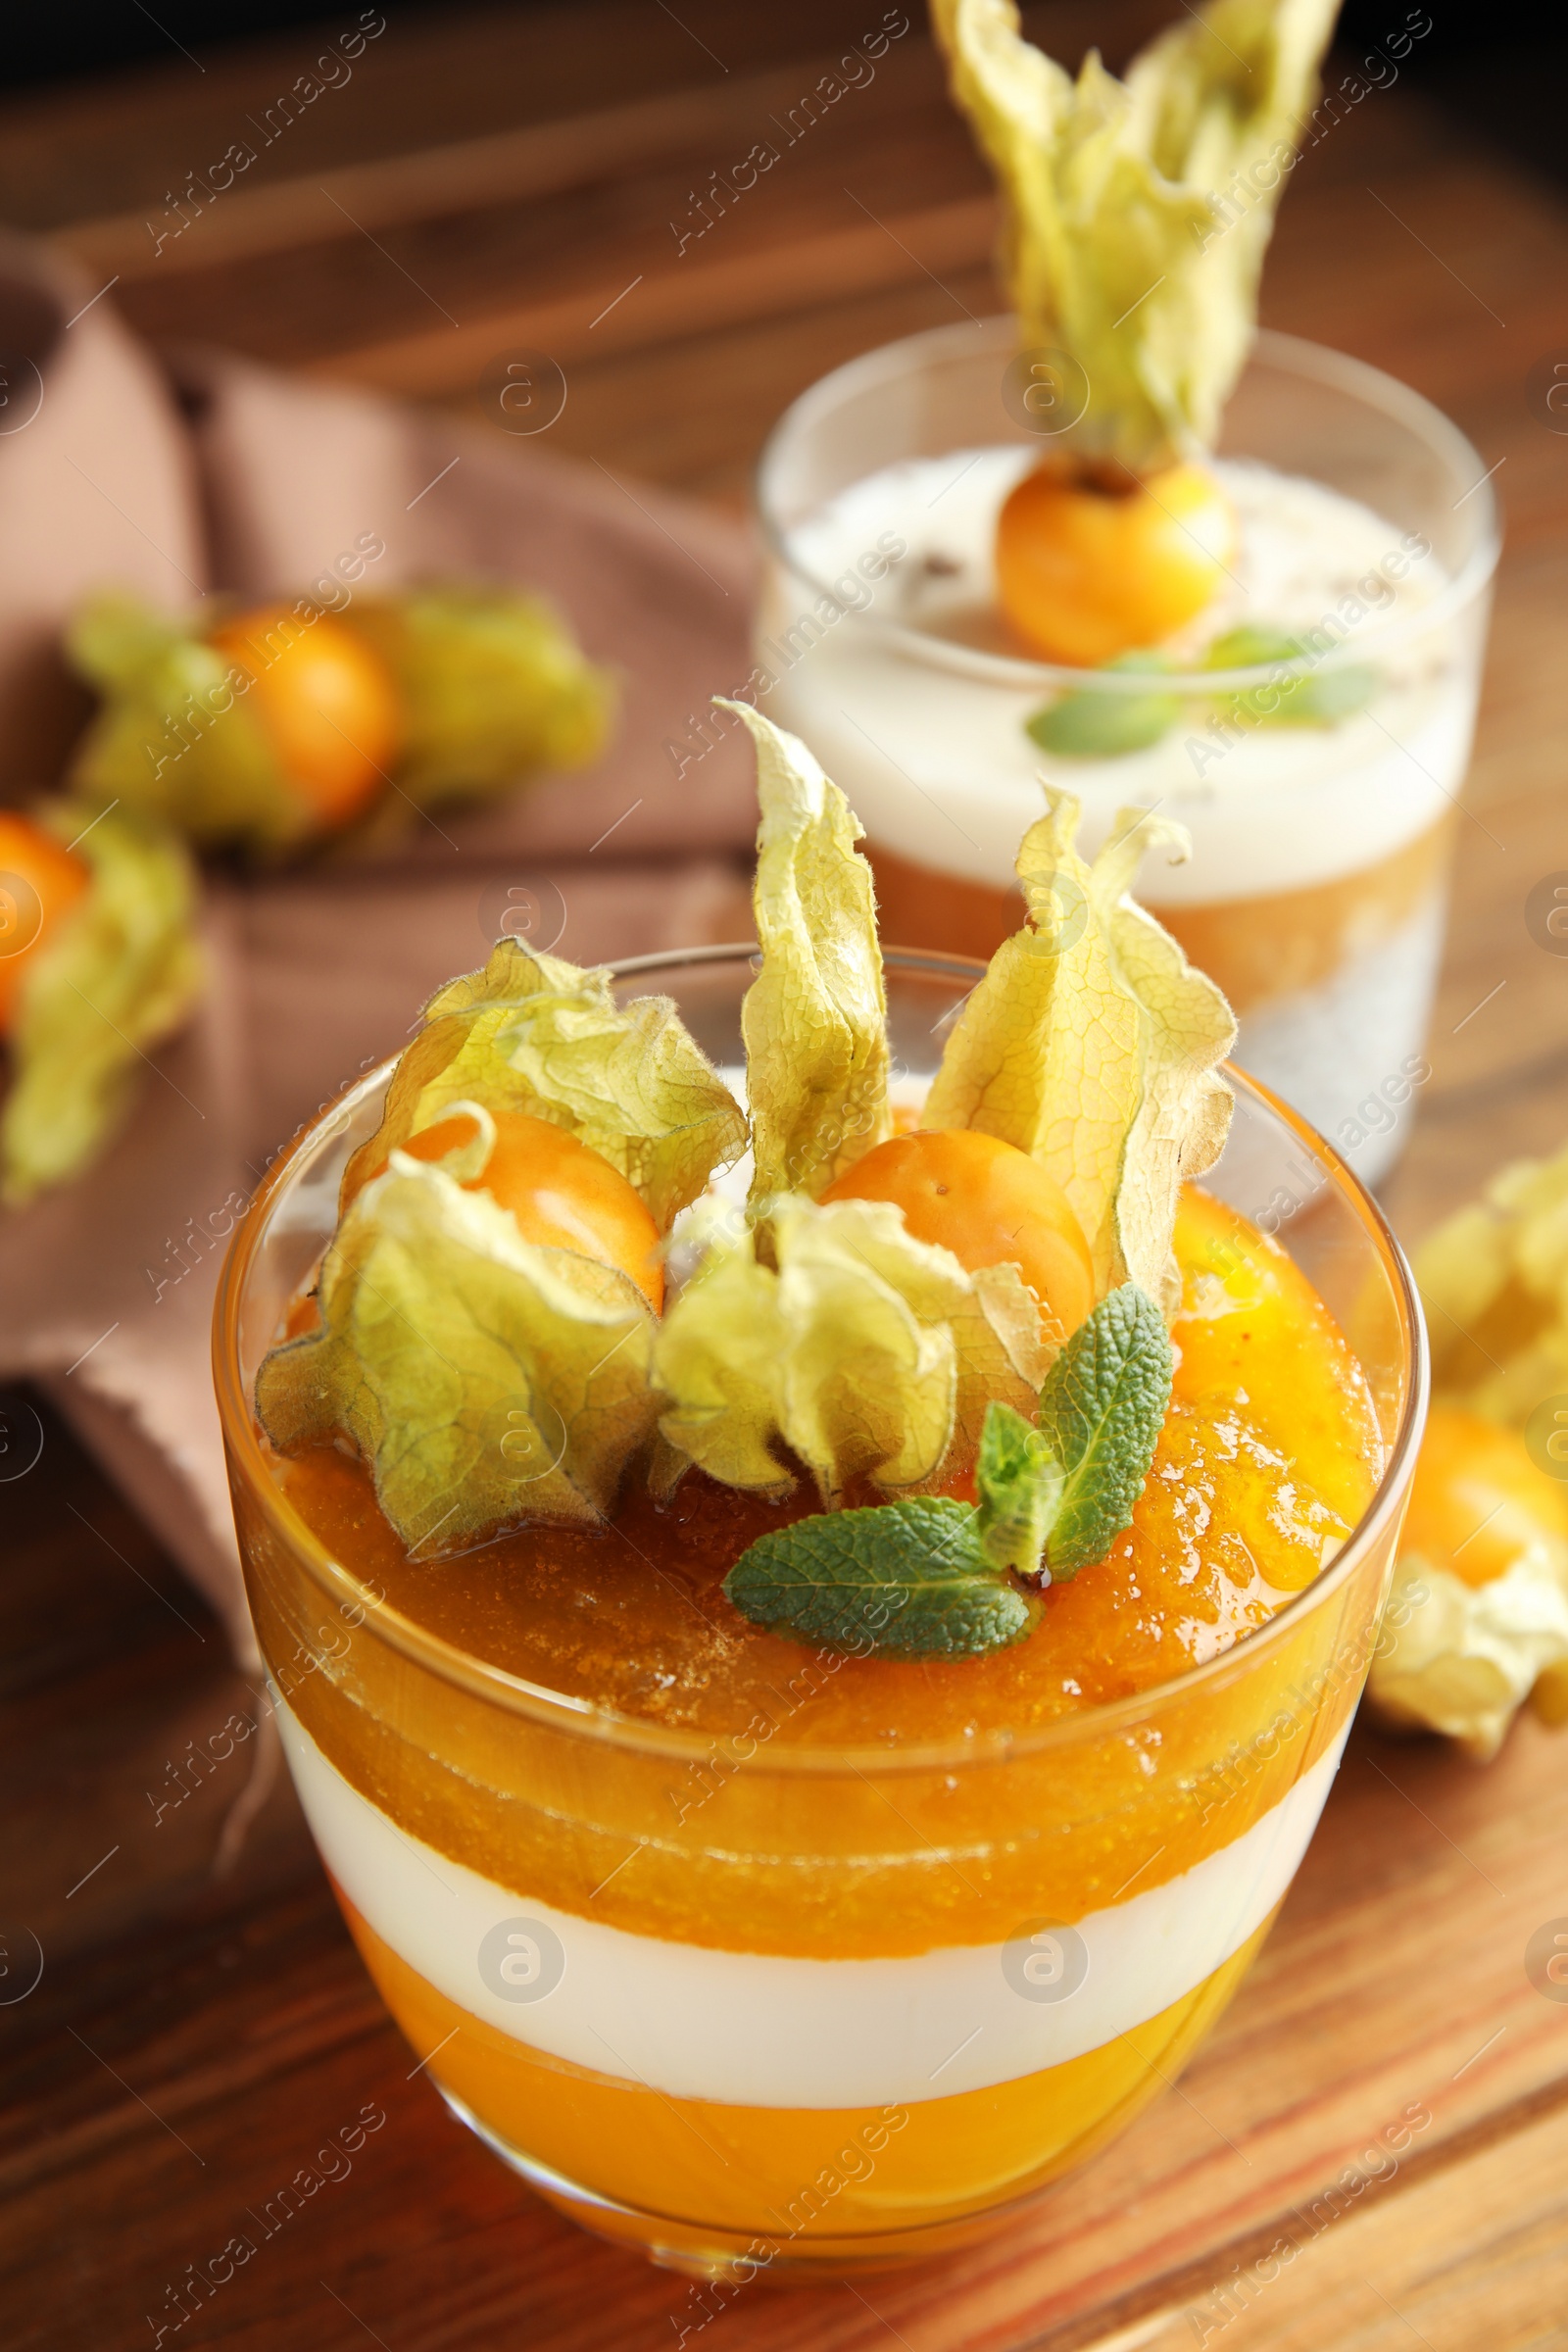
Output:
[[272, 1185, 1381, 1747]]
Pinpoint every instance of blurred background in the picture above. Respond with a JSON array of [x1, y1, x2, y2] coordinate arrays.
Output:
[[0, 0, 1561, 514], [5, 0, 1564, 183], [5, 8, 1567, 2349], [1, 0, 1559, 1217]]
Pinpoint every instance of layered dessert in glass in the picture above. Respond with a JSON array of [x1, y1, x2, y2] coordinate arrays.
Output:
[[753, 0, 1497, 1184], [216, 705, 1425, 2278]]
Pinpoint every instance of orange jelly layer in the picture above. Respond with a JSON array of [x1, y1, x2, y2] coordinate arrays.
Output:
[[253, 1185, 1388, 1957], [276, 1188, 1382, 1745], [865, 815, 1455, 1015], [337, 1884, 1274, 2247]]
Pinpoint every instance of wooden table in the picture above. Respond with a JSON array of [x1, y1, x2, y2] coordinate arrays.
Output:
[[4, 6, 1567, 2346]]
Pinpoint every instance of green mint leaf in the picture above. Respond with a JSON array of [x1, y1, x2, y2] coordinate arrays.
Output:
[[1283, 662, 1377, 723], [720, 1288, 1175, 1647], [1039, 1283, 1173, 1579], [1204, 624, 1300, 669], [975, 1400, 1062, 1581], [1025, 652, 1181, 759], [1205, 625, 1375, 728], [723, 1496, 1032, 1658]]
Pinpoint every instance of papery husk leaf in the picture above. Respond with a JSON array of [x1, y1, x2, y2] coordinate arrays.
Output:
[[2, 803, 203, 1203], [968, 1260, 1060, 1399], [1389, 1141, 1568, 1755], [347, 584, 612, 808], [924, 791, 1234, 1314], [1090, 809, 1237, 1313], [655, 1196, 1043, 1505], [654, 1232, 795, 1500], [775, 1199, 963, 1501], [342, 937, 746, 1234], [931, 0, 1338, 472], [67, 592, 324, 854], [730, 702, 891, 1208], [256, 1157, 660, 1552], [1368, 1546, 1568, 1764], [924, 794, 1138, 1290], [1415, 1139, 1568, 1423]]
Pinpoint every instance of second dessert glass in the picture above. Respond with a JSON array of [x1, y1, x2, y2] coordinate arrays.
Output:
[[755, 322, 1499, 1184], [215, 946, 1427, 2280]]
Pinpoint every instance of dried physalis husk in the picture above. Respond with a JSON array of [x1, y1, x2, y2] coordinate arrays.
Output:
[[923, 792, 1235, 1318], [931, 0, 1339, 473]]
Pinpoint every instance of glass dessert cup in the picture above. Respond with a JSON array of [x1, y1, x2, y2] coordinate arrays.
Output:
[[755, 321, 1499, 1185], [215, 947, 1427, 2282]]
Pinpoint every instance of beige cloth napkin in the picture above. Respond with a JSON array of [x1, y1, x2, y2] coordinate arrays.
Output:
[[0, 238, 759, 1663]]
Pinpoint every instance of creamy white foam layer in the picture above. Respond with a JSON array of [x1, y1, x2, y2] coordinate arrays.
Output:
[[277, 1694, 1348, 2109], [761, 451, 1476, 902]]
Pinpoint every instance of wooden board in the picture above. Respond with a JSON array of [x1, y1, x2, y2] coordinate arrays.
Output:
[[3, 5, 1567, 2345]]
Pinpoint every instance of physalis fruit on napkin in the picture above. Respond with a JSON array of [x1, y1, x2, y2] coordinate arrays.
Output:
[[1, 802, 202, 1205], [1368, 1153, 1568, 1757], [67, 584, 612, 858]]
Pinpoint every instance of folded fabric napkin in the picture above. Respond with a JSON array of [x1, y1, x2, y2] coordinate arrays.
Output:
[[0, 234, 759, 1663]]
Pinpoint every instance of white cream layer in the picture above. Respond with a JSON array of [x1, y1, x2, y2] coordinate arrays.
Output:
[[761, 451, 1476, 903], [277, 1693, 1348, 2109]]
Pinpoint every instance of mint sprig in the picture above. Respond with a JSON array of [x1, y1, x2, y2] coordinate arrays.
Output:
[[722, 1284, 1174, 1656], [722, 1495, 1033, 1659], [1035, 1280, 1173, 1577], [1205, 626, 1375, 727], [1022, 625, 1379, 764], [974, 1400, 1061, 1576], [1025, 652, 1181, 760]]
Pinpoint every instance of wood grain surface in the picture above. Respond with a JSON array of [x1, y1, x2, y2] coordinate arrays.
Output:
[[3, 5, 1567, 2347]]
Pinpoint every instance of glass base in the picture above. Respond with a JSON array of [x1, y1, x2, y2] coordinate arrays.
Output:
[[435, 2081, 1018, 2278], [378, 1893, 1279, 2279]]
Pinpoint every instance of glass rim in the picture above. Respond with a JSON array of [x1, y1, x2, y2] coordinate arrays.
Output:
[[213, 943, 1429, 1777], [754, 318, 1501, 694]]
